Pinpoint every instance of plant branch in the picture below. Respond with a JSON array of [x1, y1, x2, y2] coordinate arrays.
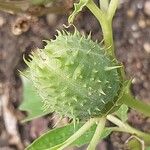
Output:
[[87, 117, 106, 150], [0, 1, 69, 16], [57, 118, 97, 150], [86, 0, 115, 56], [107, 115, 150, 145], [107, 0, 119, 21], [99, 0, 109, 12], [122, 93, 150, 117], [0, 1, 27, 13]]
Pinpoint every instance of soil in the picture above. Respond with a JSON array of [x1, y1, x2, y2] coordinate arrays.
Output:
[[0, 0, 150, 150]]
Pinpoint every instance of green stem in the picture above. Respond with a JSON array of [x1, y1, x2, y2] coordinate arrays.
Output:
[[86, 0, 114, 56], [122, 93, 150, 117], [99, 0, 109, 12], [87, 117, 106, 150], [57, 118, 96, 150], [107, 0, 119, 21], [107, 115, 150, 145]]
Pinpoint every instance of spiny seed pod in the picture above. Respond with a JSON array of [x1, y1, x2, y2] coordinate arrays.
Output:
[[24, 30, 122, 120]]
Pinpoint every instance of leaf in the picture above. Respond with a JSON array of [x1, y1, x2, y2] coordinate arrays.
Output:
[[26, 123, 112, 150], [115, 104, 128, 122], [19, 77, 51, 122], [68, 0, 89, 24]]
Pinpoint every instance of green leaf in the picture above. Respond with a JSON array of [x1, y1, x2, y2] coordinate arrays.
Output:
[[26, 123, 112, 150], [68, 0, 89, 24], [19, 77, 51, 122], [115, 104, 128, 122]]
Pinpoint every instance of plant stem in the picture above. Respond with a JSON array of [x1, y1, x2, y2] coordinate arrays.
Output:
[[0, 1, 68, 16], [86, 0, 115, 56], [57, 118, 97, 150], [87, 117, 106, 150], [122, 93, 150, 117], [107, 0, 119, 21], [0, 1, 27, 13], [99, 0, 109, 12], [107, 115, 150, 145]]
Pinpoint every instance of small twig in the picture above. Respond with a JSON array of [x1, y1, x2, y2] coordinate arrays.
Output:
[[107, 0, 119, 21], [0, 1, 29, 14], [99, 0, 109, 12], [1, 82, 24, 149], [125, 135, 145, 150], [0, 1, 70, 16], [107, 115, 150, 144], [57, 118, 97, 150], [87, 117, 106, 150]]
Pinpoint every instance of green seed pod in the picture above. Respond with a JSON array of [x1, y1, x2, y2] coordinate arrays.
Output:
[[24, 30, 122, 120]]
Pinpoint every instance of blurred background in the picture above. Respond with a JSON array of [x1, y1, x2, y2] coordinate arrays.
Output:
[[0, 0, 150, 149]]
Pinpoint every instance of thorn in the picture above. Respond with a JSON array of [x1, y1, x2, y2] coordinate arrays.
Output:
[[73, 50, 79, 58], [86, 49, 91, 54], [105, 80, 109, 83], [73, 65, 81, 79], [88, 109, 91, 115], [99, 39, 104, 45], [97, 80, 101, 83], [89, 87, 92, 90], [92, 69, 98, 73], [105, 66, 122, 71], [56, 30, 62, 36], [80, 103, 83, 107], [99, 88, 106, 95], [73, 96, 78, 102], [95, 39, 98, 43], [87, 32, 92, 39], [88, 92, 92, 96], [101, 99, 105, 104], [95, 107, 100, 111], [90, 78, 94, 81], [79, 36, 84, 43], [83, 84, 87, 88]]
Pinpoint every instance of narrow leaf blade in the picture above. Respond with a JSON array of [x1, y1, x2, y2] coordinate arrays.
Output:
[[26, 123, 112, 150]]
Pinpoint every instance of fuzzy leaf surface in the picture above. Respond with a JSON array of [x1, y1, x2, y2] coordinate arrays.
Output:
[[26, 122, 112, 150]]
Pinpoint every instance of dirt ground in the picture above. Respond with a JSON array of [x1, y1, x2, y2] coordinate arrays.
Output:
[[0, 0, 150, 149]]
